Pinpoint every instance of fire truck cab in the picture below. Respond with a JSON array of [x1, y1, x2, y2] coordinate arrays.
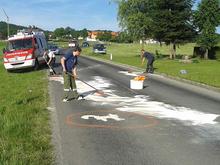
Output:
[[3, 30, 47, 71]]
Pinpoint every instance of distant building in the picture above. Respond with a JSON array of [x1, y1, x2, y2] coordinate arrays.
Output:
[[86, 37, 97, 42], [78, 36, 84, 40], [111, 32, 119, 38], [140, 39, 159, 44], [88, 31, 100, 40], [87, 31, 119, 41]]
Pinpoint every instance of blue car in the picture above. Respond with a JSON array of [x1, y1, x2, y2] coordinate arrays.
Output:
[[93, 44, 106, 54]]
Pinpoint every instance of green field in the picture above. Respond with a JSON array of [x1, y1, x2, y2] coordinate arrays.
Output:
[[0, 41, 53, 164], [81, 42, 220, 88]]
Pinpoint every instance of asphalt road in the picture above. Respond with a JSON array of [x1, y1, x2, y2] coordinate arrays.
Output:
[[49, 53, 220, 165]]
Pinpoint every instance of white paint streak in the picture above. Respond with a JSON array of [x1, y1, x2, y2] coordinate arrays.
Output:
[[81, 114, 125, 122]]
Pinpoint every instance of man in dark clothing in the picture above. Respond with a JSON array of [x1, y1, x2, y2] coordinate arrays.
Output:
[[61, 47, 82, 102], [141, 49, 155, 73]]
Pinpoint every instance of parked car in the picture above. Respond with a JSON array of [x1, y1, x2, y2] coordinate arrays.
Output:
[[93, 44, 106, 54], [48, 44, 60, 55], [68, 40, 79, 48], [82, 41, 89, 47]]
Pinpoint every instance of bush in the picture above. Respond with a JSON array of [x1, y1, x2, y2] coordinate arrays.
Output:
[[155, 50, 163, 59], [193, 46, 220, 59]]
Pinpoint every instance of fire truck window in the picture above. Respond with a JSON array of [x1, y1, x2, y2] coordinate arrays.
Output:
[[8, 39, 32, 50], [23, 39, 32, 49]]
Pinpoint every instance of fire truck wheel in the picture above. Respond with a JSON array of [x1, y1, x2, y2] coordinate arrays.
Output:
[[34, 59, 39, 70]]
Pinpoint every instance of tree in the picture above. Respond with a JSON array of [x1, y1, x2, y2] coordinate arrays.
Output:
[[54, 27, 66, 38], [79, 28, 88, 39], [97, 31, 112, 41], [44, 31, 51, 40], [116, 0, 196, 58], [152, 0, 195, 59], [194, 0, 220, 59], [116, 31, 133, 43], [71, 29, 78, 39], [52, 27, 88, 40], [65, 27, 73, 38], [117, 0, 154, 42]]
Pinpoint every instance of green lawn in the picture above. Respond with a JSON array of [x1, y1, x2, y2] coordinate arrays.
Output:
[[50, 40, 69, 48], [81, 42, 220, 88], [155, 60, 220, 88], [0, 41, 53, 164]]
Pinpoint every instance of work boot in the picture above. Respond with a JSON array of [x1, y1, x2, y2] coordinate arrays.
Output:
[[75, 94, 85, 100], [62, 98, 69, 102]]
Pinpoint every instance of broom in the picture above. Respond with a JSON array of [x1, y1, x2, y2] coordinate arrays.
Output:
[[66, 72, 105, 96], [43, 55, 57, 75]]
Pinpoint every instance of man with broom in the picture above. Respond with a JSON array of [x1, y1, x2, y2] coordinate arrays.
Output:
[[47, 50, 56, 75], [61, 47, 83, 102], [43, 50, 56, 75]]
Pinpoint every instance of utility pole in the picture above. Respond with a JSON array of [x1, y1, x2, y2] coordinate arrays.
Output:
[[2, 8, 10, 38]]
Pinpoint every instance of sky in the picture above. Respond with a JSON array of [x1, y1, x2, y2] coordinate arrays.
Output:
[[0, 0, 219, 33], [0, 0, 119, 31]]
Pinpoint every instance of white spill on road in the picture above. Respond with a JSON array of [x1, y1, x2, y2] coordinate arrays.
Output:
[[77, 64, 102, 71], [50, 75, 220, 125], [117, 95, 219, 125], [81, 114, 125, 122], [118, 71, 142, 77], [79, 76, 219, 126]]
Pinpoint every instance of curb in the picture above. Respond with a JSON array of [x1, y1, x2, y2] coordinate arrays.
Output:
[[81, 55, 220, 93]]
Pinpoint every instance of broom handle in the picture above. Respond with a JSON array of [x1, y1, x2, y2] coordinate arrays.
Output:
[[43, 55, 56, 74], [66, 72, 100, 91]]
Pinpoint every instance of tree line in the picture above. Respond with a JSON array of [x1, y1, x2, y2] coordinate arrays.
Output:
[[0, 20, 134, 43], [52, 27, 88, 40], [0, 21, 132, 44], [0, 21, 27, 39], [0, 22, 51, 40], [0, 22, 89, 41], [52, 28, 133, 44]]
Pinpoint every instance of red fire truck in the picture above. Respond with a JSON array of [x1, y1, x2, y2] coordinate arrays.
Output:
[[3, 30, 48, 71]]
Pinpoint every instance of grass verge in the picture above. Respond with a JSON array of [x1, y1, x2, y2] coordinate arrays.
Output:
[[0, 41, 53, 164]]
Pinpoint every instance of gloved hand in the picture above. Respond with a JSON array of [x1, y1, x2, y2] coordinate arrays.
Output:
[[73, 74, 78, 79]]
